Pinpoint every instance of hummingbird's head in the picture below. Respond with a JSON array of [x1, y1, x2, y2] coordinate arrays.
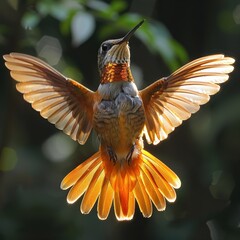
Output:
[[97, 20, 144, 75]]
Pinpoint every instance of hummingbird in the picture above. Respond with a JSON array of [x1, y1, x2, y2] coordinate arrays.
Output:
[[3, 20, 234, 221]]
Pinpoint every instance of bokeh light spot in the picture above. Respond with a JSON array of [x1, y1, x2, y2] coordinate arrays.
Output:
[[233, 4, 240, 24], [42, 132, 77, 162], [36, 35, 62, 65]]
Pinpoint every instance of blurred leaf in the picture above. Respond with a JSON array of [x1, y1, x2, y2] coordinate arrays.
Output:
[[21, 11, 41, 29], [36, 0, 53, 17], [98, 13, 143, 39], [169, 39, 189, 68], [71, 11, 95, 46], [99, 13, 187, 71], [48, 3, 69, 21], [92, 0, 127, 20], [138, 19, 188, 71], [118, 13, 144, 28], [37, 0, 80, 20], [60, 10, 76, 36], [109, 0, 127, 12], [59, 1, 83, 36], [85, 0, 109, 12]]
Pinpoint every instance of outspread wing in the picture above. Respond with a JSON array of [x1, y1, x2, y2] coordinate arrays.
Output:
[[140, 54, 235, 145], [4, 52, 99, 144]]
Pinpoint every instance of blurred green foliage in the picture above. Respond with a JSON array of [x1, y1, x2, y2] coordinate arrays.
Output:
[[19, 0, 188, 70], [1, 0, 240, 240]]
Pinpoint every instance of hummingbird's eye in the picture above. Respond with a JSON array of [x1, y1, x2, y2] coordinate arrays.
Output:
[[101, 43, 111, 52]]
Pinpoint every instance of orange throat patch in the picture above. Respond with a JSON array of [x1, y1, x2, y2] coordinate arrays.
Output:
[[100, 63, 134, 84]]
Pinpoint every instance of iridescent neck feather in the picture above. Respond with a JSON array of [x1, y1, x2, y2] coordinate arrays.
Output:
[[100, 63, 134, 84]]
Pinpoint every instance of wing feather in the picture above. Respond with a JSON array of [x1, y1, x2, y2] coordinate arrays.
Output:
[[140, 54, 235, 144], [4, 52, 99, 144]]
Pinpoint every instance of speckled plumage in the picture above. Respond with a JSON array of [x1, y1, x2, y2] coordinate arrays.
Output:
[[94, 81, 145, 160]]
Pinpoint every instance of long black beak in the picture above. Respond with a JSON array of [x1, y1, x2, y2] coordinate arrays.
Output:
[[117, 20, 144, 44]]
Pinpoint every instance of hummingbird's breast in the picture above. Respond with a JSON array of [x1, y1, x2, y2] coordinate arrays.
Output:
[[94, 81, 145, 158]]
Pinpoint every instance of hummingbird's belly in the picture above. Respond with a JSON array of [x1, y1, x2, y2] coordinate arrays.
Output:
[[93, 92, 145, 156]]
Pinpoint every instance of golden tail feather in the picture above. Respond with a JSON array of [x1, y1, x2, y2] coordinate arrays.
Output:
[[133, 175, 152, 217], [60, 148, 181, 221], [97, 177, 114, 220], [80, 165, 105, 214]]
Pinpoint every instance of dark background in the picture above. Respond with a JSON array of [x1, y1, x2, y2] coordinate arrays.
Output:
[[0, 0, 240, 239]]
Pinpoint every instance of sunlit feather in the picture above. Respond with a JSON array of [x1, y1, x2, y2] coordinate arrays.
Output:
[[3, 26, 234, 222], [4, 53, 97, 144], [140, 54, 235, 144]]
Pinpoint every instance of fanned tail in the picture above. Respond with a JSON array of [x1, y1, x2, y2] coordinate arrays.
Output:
[[60, 148, 181, 221]]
